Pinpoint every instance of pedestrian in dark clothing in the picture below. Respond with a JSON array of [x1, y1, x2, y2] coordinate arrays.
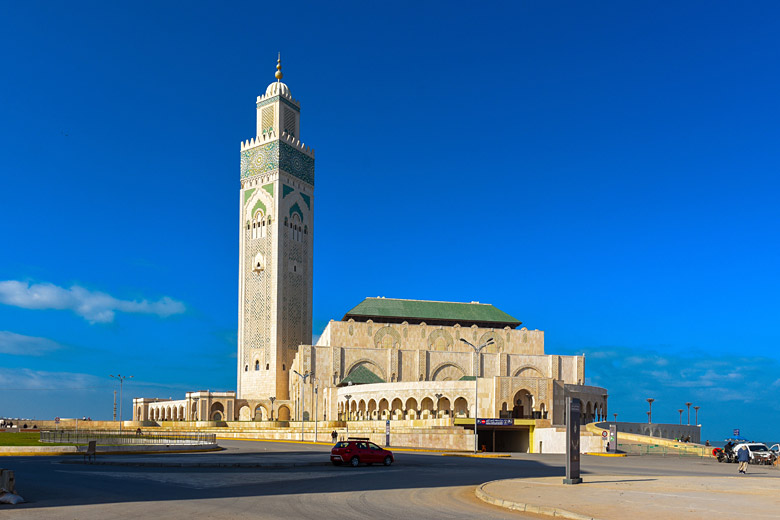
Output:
[[331, 430, 338, 443], [737, 445, 750, 474]]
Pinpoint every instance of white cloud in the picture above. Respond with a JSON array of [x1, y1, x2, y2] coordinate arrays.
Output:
[[0, 280, 186, 323], [0, 331, 63, 356], [0, 367, 104, 390]]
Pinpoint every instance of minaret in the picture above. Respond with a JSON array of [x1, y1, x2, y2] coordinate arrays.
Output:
[[237, 55, 314, 401]]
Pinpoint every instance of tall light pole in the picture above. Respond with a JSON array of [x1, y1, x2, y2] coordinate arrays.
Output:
[[269, 396, 276, 421], [646, 398, 655, 424], [434, 393, 443, 419], [314, 385, 319, 442], [110, 374, 133, 433], [678, 409, 683, 425], [460, 337, 495, 454], [293, 370, 312, 441], [613, 413, 618, 424], [693, 406, 700, 425], [685, 402, 692, 425], [344, 394, 352, 440]]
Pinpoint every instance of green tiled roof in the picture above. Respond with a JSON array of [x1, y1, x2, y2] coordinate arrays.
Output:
[[338, 364, 385, 386], [343, 298, 522, 328]]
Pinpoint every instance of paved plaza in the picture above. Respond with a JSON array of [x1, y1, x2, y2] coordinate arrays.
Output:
[[1, 440, 779, 519]]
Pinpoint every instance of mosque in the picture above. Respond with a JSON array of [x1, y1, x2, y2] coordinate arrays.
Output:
[[133, 58, 608, 452]]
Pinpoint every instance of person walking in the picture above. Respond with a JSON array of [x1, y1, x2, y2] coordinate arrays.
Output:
[[331, 430, 338, 443], [737, 444, 750, 474]]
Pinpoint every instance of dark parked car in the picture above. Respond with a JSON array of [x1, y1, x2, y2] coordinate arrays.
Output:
[[330, 438, 394, 467]]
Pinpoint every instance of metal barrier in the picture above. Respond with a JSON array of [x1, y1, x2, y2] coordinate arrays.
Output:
[[40, 430, 216, 446]]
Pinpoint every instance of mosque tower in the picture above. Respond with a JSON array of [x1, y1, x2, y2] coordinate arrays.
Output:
[[237, 55, 314, 401]]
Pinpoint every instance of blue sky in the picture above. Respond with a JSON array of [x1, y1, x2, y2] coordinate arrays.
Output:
[[1, 1, 779, 441]]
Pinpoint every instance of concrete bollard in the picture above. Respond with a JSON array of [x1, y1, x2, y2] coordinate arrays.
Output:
[[0, 469, 15, 494]]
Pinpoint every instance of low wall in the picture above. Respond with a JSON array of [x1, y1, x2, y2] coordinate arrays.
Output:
[[594, 422, 701, 444], [214, 422, 473, 451], [533, 428, 604, 454], [0, 444, 217, 456], [587, 423, 709, 456]]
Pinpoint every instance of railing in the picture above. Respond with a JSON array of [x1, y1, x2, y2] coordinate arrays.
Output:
[[40, 430, 216, 446]]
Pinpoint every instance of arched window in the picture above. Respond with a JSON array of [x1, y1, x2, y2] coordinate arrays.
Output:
[[252, 211, 266, 239], [304, 225, 308, 235], [266, 363, 270, 370], [282, 364, 286, 371], [255, 360, 260, 371], [284, 217, 288, 227], [290, 214, 302, 242], [244, 365, 248, 372]]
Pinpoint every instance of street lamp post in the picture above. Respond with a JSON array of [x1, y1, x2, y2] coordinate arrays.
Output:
[[694, 406, 700, 425], [434, 393, 443, 419], [293, 370, 312, 441], [460, 337, 495, 454], [613, 413, 618, 424], [685, 402, 692, 425], [110, 374, 133, 433], [678, 409, 684, 425], [344, 394, 352, 440], [646, 398, 655, 424], [269, 396, 276, 421], [314, 385, 318, 442]]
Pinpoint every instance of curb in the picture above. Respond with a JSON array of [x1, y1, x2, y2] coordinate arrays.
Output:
[[585, 452, 627, 457], [59, 459, 331, 468], [442, 453, 511, 458], [475, 480, 601, 520]]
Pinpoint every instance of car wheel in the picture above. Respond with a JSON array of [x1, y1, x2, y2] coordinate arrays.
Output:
[[350, 456, 360, 467], [383, 456, 392, 466]]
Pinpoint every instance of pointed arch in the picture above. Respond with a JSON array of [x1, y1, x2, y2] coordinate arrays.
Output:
[[512, 365, 544, 378]]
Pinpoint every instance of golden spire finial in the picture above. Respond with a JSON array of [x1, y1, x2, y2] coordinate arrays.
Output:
[[275, 52, 283, 81]]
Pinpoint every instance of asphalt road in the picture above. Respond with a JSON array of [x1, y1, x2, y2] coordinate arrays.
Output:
[[0, 440, 757, 520]]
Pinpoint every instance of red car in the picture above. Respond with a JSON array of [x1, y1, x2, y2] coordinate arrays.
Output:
[[330, 438, 394, 467]]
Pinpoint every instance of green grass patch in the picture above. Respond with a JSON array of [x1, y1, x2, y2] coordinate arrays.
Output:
[[0, 432, 77, 447]]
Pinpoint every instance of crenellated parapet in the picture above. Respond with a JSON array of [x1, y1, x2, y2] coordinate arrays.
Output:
[[241, 129, 314, 158]]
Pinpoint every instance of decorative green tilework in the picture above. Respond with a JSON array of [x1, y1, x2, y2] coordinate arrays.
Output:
[[243, 188, 256, 206], [240, 141, 279, 179], [289, 202, 303, 220], [251, 199, 266, 217], [279, 142, 315, 185], [282, 184, 295, 199], [241, 140, 314, 186], [299, 192, 311, 209], [262, 183, 274, 197]]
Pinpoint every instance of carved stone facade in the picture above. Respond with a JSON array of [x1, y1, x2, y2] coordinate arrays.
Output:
[[237, 73, 314, 402], [289, 318, 607, 426]]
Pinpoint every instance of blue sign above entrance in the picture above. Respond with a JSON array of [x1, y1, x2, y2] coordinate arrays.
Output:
[[478, 418, 514, 426]]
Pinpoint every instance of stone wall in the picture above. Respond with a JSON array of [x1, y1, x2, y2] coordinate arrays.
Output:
[[596, 421, 701, 443], [317, 320, 544, 356], [533, 427, 604, 454]]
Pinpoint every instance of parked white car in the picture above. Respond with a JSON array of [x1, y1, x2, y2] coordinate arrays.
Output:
[[734, 443, 775, 465]]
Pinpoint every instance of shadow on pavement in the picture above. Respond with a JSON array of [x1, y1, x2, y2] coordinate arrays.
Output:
[[1, 452, 565, 510]]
